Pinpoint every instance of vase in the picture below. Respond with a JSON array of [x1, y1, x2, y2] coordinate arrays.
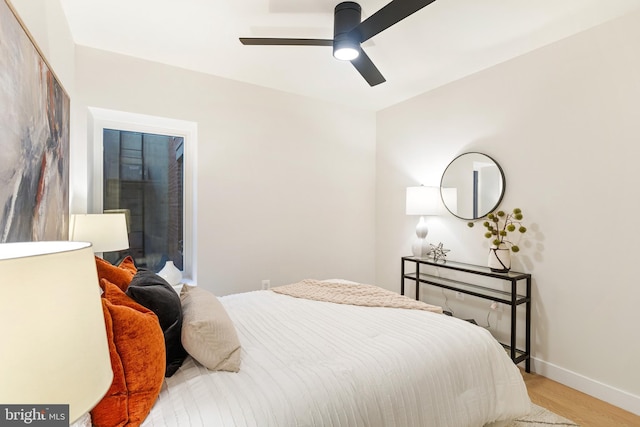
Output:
[[158, 260, 182, 286], [488, 244, 511, 273]]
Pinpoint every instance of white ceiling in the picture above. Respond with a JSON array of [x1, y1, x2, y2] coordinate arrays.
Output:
[[59, 0, 640, 111]]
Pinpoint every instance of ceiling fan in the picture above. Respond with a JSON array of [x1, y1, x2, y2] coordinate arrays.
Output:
[[239, 0, 436, 87]]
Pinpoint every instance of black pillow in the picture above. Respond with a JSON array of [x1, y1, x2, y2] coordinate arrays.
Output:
[[126, 269, 187, 377]]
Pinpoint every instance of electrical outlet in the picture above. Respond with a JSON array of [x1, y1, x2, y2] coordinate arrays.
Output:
[[455, 291, 464, 301], [261, 279, 270, 290]]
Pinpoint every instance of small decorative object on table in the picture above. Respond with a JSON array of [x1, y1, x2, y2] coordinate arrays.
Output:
[[467, 208, 527, 272], [429, 242, 450, 263], [158, 260, 182, 286]]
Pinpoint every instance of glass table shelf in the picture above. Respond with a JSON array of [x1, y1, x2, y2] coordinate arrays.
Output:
[[402, 256, 532, 372]]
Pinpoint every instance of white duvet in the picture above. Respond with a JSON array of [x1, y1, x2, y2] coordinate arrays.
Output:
[[143, 290, 530, 427]]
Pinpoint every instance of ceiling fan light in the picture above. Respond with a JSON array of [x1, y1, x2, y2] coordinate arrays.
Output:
[[334, 46, 359, 61], [333, 2, 361, 61]]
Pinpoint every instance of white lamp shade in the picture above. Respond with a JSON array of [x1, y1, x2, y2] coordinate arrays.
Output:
[[69, 213, 129, 253], [406, 186, 441, 216], [0, 241, 113, 423]]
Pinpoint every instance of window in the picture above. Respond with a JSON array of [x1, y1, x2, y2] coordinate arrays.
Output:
[[89, 108, 197, 281], [103, 129, 184, 272]]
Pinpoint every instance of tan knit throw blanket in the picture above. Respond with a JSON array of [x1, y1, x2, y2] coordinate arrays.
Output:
[[271, 279, 443, 314]]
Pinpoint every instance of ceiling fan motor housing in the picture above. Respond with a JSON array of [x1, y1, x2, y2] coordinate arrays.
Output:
[[333, 2, 362, 58]]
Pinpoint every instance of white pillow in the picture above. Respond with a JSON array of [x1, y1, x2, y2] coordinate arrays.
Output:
[[180, 285, 241, 372]]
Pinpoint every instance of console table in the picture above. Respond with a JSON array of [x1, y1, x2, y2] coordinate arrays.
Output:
[[401, 256, 532, 372]]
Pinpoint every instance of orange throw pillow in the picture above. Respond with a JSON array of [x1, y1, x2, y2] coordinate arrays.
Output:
[[91, 279, 165, 427], [95, 256, 138, 291]]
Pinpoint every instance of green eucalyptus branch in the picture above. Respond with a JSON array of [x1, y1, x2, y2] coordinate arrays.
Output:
[[467, 208, 527, 253]]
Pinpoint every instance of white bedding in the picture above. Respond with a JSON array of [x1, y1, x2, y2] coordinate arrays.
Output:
[[143, 290, 530, 427]]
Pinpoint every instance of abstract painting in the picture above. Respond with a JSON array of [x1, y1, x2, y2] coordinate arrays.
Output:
[[0, 0, 70, 242]]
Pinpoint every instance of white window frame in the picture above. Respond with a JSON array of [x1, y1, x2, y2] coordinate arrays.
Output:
[[88, 107, 197, 283]]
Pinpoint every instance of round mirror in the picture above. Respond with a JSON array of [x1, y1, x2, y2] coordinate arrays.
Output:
[[440, 152, 505, 220]]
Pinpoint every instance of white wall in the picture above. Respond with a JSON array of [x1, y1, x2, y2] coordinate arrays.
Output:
[[376, 10, 640, 414], [72, 47, 376, 296], [9, 0, 376, 297]]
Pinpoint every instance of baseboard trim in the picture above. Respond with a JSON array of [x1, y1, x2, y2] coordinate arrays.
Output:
[[531, 357, 640, 416]]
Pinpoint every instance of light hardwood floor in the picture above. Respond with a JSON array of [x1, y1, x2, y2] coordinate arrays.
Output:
[[521, 370, 640, 427]]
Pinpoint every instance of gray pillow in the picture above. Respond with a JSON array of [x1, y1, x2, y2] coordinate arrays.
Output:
[[126, 269, 187, 377]]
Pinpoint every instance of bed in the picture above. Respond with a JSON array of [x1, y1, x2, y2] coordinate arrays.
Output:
[[139, 280, 531, 427]]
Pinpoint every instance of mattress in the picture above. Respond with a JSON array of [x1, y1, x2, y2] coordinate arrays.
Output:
[[143, 289, 530, 427]]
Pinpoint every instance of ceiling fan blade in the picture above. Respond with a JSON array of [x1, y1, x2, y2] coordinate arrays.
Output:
[[350, 49, 386, 86], [351, 0, 436, 43], [239, 38, 333, 46]]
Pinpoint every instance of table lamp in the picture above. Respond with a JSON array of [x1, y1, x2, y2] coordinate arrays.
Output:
[[0, 241, 113, 423], [69, 213, 129, 254], [406, 186, 440, 257]]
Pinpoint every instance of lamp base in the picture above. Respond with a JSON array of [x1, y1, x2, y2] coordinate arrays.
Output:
[[411, 216, 431, 257], [411, 238, 431, 258]]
